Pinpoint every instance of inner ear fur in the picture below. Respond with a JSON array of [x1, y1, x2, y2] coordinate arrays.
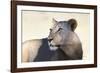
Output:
[[68, 19, 77, 31], [52, 18, 58, 24]]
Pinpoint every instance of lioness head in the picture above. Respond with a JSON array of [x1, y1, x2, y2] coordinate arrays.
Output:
[[48, 18, 77, 50]]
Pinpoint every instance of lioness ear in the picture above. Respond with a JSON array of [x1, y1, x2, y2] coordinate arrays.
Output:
[[52, 18, 58, 25], [68, 19, 77, 31]]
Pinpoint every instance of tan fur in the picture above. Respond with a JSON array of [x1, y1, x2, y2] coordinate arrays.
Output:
[[22, 39, 42, 62]]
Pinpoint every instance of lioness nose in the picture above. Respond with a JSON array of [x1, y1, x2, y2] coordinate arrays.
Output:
[[48, 39, 53, 42]]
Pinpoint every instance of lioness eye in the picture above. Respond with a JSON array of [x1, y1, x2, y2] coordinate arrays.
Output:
[[58, 28, 62, 31]]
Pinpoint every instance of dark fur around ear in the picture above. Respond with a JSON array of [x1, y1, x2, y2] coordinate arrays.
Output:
[[68, 19, 77, 31]]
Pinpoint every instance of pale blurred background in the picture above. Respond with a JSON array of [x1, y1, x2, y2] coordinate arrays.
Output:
[[22, 10, 90, 60]]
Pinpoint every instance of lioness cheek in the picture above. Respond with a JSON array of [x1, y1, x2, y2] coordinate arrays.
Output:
[[54, 35, 62, 44]]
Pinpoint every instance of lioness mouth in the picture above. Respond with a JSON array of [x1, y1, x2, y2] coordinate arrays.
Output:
[[50, 44, 61, 48]]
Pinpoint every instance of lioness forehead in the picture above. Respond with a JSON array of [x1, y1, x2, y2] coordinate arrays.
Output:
[[59, 21, 67, 23], [57, 21, 70, 28], [58, 21, 68, 25]]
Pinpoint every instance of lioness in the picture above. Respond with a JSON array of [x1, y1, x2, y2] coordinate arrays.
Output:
[[48, 19, 83, 60]]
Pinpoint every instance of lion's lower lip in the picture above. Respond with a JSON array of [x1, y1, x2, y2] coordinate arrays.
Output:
[[50, 44, 56, 47], [50, 44, 54, 47], [50, 44, 60, 47]]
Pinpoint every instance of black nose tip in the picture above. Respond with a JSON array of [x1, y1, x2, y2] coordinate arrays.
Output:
[[48, 39, 53, 42]]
